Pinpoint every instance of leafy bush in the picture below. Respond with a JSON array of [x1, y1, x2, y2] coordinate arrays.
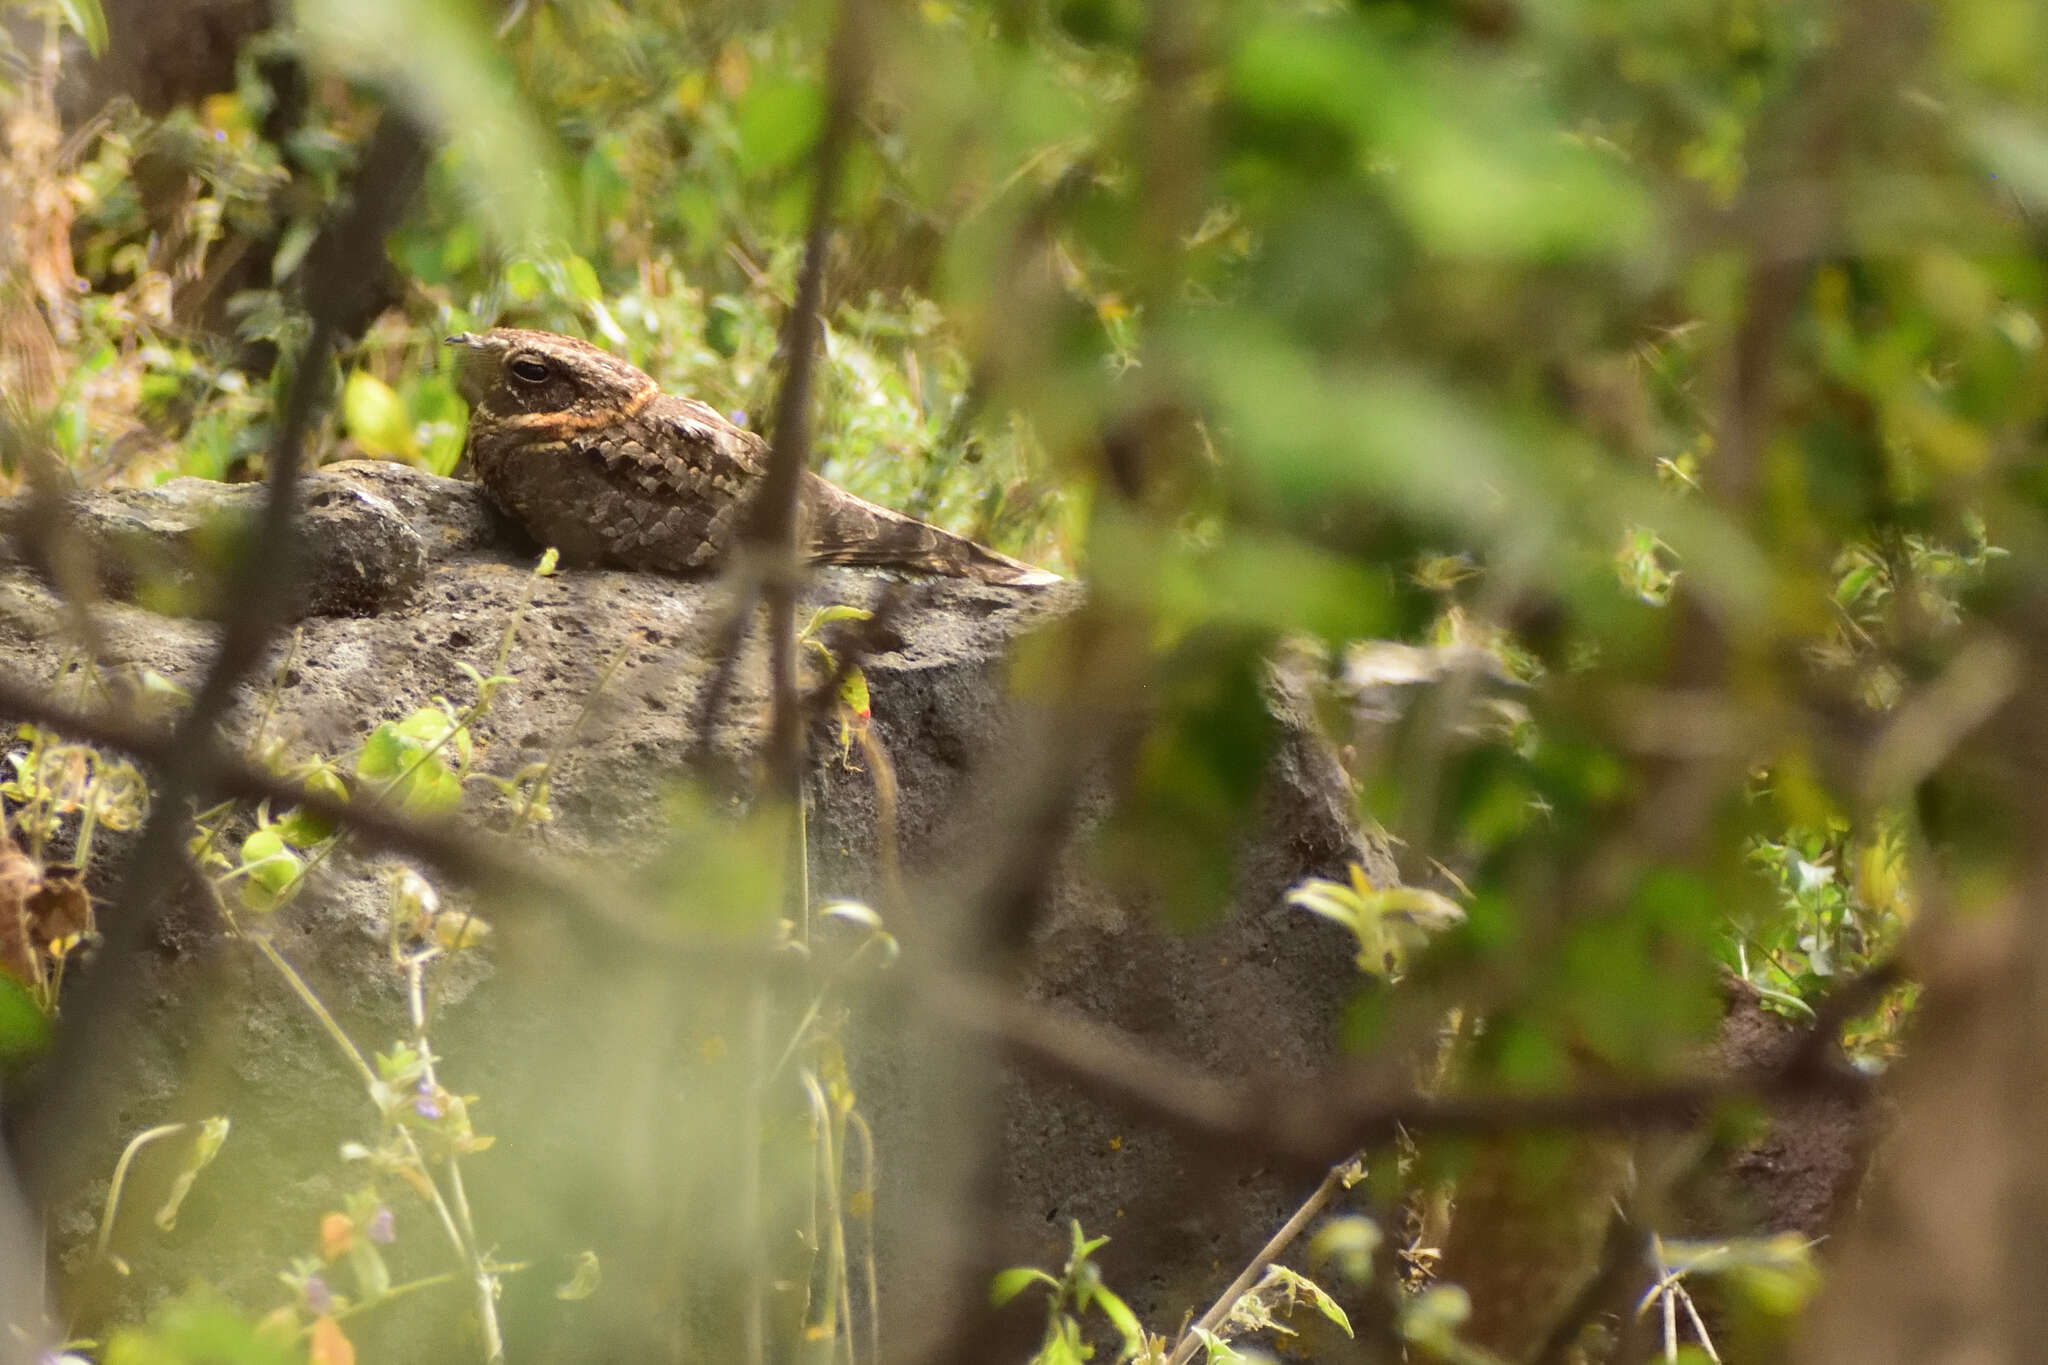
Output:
[[4, 0, 2044, 1358]]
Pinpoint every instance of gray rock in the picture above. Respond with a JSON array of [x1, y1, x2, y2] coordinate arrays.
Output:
[[0, 468, 431, 619], [0, 461, 1386, 1359]]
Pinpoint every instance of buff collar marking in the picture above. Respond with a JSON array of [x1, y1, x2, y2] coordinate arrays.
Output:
[[490, 374, 660, 433]]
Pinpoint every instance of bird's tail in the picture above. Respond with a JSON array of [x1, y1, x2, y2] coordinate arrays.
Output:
[[802, 476, 1061, 587]]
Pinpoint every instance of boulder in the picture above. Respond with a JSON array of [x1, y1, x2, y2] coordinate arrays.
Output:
[[0, 461, 1384, 1359]]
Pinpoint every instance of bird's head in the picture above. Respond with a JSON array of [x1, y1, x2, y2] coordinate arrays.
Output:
[[444, 328, 659, 431]]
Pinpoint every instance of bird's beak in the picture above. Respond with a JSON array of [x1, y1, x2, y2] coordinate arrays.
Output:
[[444, 333, 495, 405]]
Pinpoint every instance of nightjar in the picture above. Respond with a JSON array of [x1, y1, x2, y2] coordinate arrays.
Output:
[[446, 328, 1058, 586]]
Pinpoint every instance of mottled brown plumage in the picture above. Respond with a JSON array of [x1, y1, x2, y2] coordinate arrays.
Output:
[[445, 328, 1058, 586]]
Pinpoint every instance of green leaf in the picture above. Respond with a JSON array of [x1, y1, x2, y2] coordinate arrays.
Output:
[[1227, 17, 1380, 142], [295, 0, 568, 251], [1182, 320, 1768, 622], [1069, 1219, 1110, 1263], [103, 1291, 297, 1365], [1660, 1232, 1814, 1276], [838, 666, 870, 718], [343, 370, 418, 461], [1040, 1329, 1089, 1365], [274, 808, 334, 849], [399, 761, 464, 815], [820, 900, 883, 930], [357, 723, 408, 782], [1399, 1284, 1471, 1348], [1375, 886, 1467, 932], [397, 706, 473, 769], [564, 254, 604, 302], [154, 1116, 230, 1232], [1732, 1259, 1821, 1316], [0, 975, 51, 1062], [1969, 108, 2048, 210], [1391, 113, 1650, 260], [734, 76, 825, 175], [1284, 883, 1363, 929], [989, 1266, 1057, 1308], [348, 1237, 393, 1301], [1834, 563, 1880, 607], [276, 767, 348, 847], [802, 604, 875, 637], [374, 1043, 424, 1084], [354, 715, 465, 815], [1093, 1285, 1146, 1352], [53, 0, 108, 55], [504, 259, 545, 301], [1193, 1327, 1257, 1363], [271, 220, 318, 283], [1307, 1214, 1381, 1284], [1148, 522, 1394, 639], [555, 1249, 602, 1301], [1269, 1266, 1351, 1337], [238, 828, 303, 911]]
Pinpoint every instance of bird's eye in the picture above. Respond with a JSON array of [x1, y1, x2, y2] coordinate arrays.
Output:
[[509, 357, 551, 384]]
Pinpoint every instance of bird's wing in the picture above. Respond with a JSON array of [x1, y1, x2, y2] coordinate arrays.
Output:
[[562, 399, 769, 571]]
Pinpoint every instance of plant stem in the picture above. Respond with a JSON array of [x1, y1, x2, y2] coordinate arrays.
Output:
[[847, 1109, 879, 1365], [204, 879, 497, 1358], [309, 1269, 463, 1331], [93, 1122, 189, 1266], [1164, 1156, 1362, 1365], [799, 1070, 847, 1364], [405, 950, 506, 1364]]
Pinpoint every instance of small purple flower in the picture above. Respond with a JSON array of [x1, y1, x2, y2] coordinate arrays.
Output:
[[413, 1078, 443, 1120], [367, 1205, 396, 1244], [728, 410, 748, 428], [304, 1274, 334, 1313]]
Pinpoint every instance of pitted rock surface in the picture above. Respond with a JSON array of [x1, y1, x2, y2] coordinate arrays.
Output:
[[0, 461, 1383, 1359]]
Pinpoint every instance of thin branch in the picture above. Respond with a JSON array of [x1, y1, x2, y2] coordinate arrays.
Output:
[[746, 0, 873, 804], [1529, 1209, 1652, 1365], [915, 960, 1891, 1180], [732, 7, 874, 1362], [0, 645, 1899, 1183], [1164, 1157, 1360, 1365], [7, 303, 332, 1198], [684, 574, 765, 771], [10, 110, 432, 1208], [0, 675, 788, 972]]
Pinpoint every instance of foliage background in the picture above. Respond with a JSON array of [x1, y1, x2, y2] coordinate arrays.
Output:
[[3, 0, 2047, 1360]]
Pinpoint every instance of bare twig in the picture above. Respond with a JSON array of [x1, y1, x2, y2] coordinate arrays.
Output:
[[1164, 1156, 1361, 1365], [684, 573, 764, 771], [10, 110, 432, 1211], [8, 301, 332, 1197], [915, 959, 1889, 1180], [0, 644, 1898, 1178], [731, 5, 875, 1361], [746, 0, 872, 803], [0, 674, 789, 971], [1528, 1209, 1652, 1365]]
